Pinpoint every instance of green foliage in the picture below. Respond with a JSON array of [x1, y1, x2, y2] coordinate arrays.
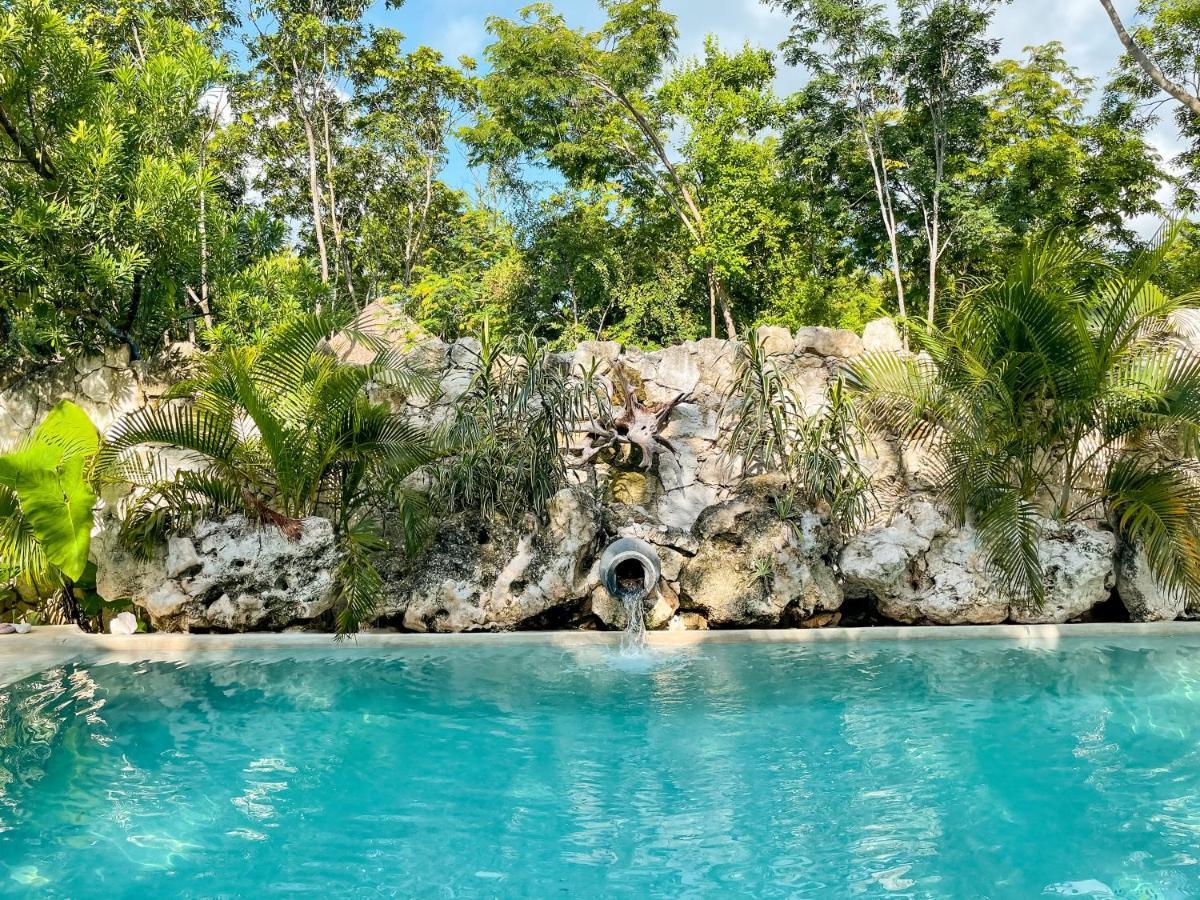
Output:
[[203, 251, 328, 350], [848, 226, 1200, 609], [403, 207, 525, 340], [428, 321, 592, 523], [0, 0, 225, 364], [1106, 0, 1200, 187], [101, 311, 441, 632], [0, 401, 100, 588], [756, 270, 886, 333], [724, 329, 875, 536], [972, 43, 1167, 254]]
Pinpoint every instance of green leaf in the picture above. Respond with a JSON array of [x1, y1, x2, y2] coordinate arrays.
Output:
[[0, 401, 99, 581]]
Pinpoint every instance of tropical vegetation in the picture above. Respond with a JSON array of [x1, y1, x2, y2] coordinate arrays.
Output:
[[1, 0, 1200, 628], [849, 227, 1200, 610], [0, 0, 1194, 366], [0, 401, 99, 622], [99, 313, 439, 632]]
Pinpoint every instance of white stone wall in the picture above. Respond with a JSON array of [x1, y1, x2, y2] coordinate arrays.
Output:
[[0, 319, 1164, 631]]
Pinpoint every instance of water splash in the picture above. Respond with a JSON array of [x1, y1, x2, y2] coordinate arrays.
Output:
[[618, 587, 647, 654]]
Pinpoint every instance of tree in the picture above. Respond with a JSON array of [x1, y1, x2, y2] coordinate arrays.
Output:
[[1099, 0, 1200, 117], [972, 43, 1167, 255], [893, 0, 1002, 323], [240, 0, 374, 301], [660, 39, 785, 333], [347, 35, 476, 297], [774, 0, 910, 340], [464, 0, 739, 338], [1103, 0, 1200, 184], [0, 0, 225, 363]]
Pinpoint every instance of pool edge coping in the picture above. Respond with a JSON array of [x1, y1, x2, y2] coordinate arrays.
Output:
[[6, 619, 1200, 651]]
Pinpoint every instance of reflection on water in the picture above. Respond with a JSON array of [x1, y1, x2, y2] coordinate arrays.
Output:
[[2, 639, 1200, 897]]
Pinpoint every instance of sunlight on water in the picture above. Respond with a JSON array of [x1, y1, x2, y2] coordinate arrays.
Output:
[[3, 638, 1200, 897]]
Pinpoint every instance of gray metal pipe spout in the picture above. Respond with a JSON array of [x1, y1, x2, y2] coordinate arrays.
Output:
[[599, 537, 661, 602]]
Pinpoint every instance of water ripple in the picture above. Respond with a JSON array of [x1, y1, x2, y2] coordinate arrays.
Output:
[[2, 640, 1200, 896]]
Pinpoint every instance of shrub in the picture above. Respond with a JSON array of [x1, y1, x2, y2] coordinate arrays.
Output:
[[724, 329, 874, 537]]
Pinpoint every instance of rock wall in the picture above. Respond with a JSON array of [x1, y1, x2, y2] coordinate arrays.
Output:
[[0, 320, 1183, 632]]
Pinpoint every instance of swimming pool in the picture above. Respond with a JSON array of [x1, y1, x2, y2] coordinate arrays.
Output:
[[2, 635, 1199, 897]]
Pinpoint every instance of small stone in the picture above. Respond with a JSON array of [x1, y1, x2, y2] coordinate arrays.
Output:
[[0, 623, 14, 634], [794, 326, 864, 358], [667, 611, 709, 630], [862, 317, 903, 354], [755, 325, 794, 356], [798, 611, 841, 628]]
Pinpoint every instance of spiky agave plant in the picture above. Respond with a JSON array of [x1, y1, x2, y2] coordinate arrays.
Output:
[[723, 328, 875, 537], [847, 226, 1200, 611], [427, 321, 595, 523], [100, 312, 441, 634]]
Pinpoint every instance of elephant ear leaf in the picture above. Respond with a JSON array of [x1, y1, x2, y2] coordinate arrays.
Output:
[[30, 400, 101, 463], [0, 401, 99, 581]]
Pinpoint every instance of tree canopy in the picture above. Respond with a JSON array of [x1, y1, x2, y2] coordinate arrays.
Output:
[[0, 0, 1194, 365]]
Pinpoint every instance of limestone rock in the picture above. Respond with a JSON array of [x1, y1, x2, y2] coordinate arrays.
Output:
[[165, 537, 201, 578], [653, 482, 720, 531], [590, 581, 679, 631], [840, 500, 945, 599], [862, 317, 903, 354], [667, 611, 709, 630], [1116, 539, 1185, 622], [843, 503, 1114, 625], [794, 326, 864, 358], [326, 300, 416, 364], [1011, 523, 1115, 624], [97, 516, 340, 631], [755, 325, 794, 356], [679, 479, 841, 627], [650, 344, 701, 395], [691, 339, 739, 402], [388, 488, 599, 632]]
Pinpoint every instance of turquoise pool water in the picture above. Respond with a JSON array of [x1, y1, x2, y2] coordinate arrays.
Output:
[[2, 638, 1200, 898]]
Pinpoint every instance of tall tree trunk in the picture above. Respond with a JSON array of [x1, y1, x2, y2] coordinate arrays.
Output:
[[320, 102, 356, 304], [1098, 0, 1200, 117], [195, 145, 214, 336], [706, 267, 736, 340], [858, 111, 907, 347], [295, 99, 330, 302], [926, 190, 940, 324], [707, 268, 717, 339], [301, 114, 330, 299]]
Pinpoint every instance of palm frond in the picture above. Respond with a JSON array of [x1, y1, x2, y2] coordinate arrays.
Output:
[[333, 523, 387, 637], [1106, 456, 1200, 609]]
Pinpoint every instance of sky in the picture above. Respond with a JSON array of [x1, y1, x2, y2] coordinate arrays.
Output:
[[360, 0, 1185, 222]]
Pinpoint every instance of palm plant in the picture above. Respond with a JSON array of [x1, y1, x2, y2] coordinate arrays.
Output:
[[724, 328, 875, 536], [101, 312, 441, 633], [848, 227, 1200, 610]]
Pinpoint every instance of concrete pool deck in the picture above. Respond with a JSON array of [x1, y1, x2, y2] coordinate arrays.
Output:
[[3, 620, 1200, 686]]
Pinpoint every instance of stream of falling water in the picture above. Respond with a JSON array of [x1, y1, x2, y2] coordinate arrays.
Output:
[[619, 588, 647, 653]]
